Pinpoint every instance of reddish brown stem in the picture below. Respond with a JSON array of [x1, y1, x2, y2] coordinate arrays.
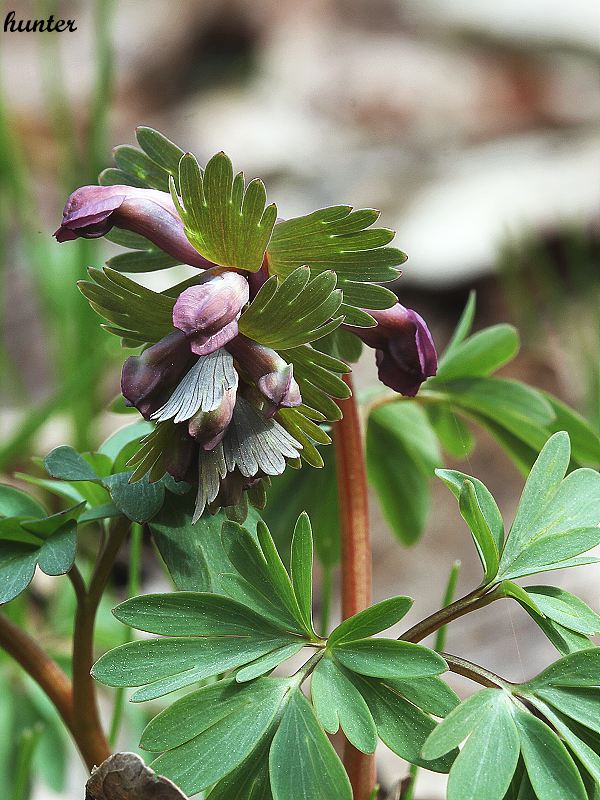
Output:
[[0, 612, 75, 734], [333, 374, 375, 800], [71, 515, 129, 770]]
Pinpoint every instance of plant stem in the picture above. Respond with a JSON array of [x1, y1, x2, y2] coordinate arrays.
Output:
[[443, 653, 510, 690], [399, 764, 418, 800], [333, 374, 375, 800], [434, 560, 461, 653], [294, 649, 324, 685], [0, 613, 75, 735], [400, 586, 499, 644], [71, 516, 129, 770], [88, 0, 114, 182]]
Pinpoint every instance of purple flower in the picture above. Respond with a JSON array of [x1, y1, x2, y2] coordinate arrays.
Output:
[[348, 304, 437, 396], [172, 273, 249, 356], [226, 334, 301, 416], [187, 380, 238, 450], [119, 276, 303, 516], [54, 185, 211, 269], [121, 331, 192, 419]]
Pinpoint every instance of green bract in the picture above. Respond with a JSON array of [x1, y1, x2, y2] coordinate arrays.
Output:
[[171, 151, 277, 272], [97, 127, 406, 326]]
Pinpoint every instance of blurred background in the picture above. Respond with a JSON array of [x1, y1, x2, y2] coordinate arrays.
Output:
[[1, 1, 599, 797]]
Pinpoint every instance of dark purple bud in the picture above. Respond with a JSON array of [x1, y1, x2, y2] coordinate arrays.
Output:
[[211, 470, 262, 511], [172, 273, 249, 356], [347, 304, 437, 396], [55, 185, 212, 269], [226, 335, 301, 416], [187, 384, 237, 451], [121, 331, 192, 419]]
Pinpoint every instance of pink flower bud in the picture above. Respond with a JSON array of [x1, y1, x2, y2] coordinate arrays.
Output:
[[172, 273, 249, 356], [226, 334, 301, 415], [55, 185, 211, 268], [187, 383, 238, 451]]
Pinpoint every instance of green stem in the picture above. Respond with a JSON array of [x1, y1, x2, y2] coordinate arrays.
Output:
[[109, 522, 143, 747], [400, 764, 418, 800], [434, 560, 461, 653], [293, 649, 324, 686], [12, 724, 43, 800], [88, 0, 114, 182], [37, 0, 81, 190]]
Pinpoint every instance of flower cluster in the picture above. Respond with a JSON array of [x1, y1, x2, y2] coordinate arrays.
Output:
[[56, 177, 437, 518]]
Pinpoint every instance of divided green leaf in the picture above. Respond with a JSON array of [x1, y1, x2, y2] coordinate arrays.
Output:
[[92, 591, 307, 702], [497, 433, 600, 580], [269, 688, 352, 800], [238, 266, 343, 348], [328, 596, 413, 646], [266, 206, 404, 326], [435, 324, 519, 382], [311, 656, 378, 753], [78, 267, 175, 346], [172, 151, 277, 272], [0, 509, 80, 604]]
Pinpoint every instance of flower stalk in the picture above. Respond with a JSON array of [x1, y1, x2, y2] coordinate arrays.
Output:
[[333, 373, 375, 800]]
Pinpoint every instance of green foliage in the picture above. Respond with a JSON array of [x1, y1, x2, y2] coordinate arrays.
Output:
[[424, 690, 520, 800], [328, 597, 413, 645], [423, 654, 600, 800], [43, 426, 191, 524], [436, 323, 519, 381], [426, 293, 600, 474], [105, 228, 180, 273], [311, 655, 378, 753], [92, 511, 458, 795], [277, 346, 350, 425], [362, 293, 596, 549], [238, 266, 343, 348], [436, 433, 600, 589], [367, 401, 441, 544], [266, 206, 404, 326], [0, 486, 84, 603], [269, 689, 353, 800], [458, 480, 500, 583], [171, 151, 277, 272], [263, 444, 340, 568], [497, 432, 600, 581], [78, 266, 176, 346], [352, 672, 457, 772], [332, 638, 446, 679]]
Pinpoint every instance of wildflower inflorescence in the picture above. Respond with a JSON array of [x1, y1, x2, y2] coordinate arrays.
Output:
[[55, 129, 437, 520]]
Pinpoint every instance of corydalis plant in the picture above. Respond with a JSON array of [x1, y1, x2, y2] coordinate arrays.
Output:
[[55, 128, 436, 520]]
